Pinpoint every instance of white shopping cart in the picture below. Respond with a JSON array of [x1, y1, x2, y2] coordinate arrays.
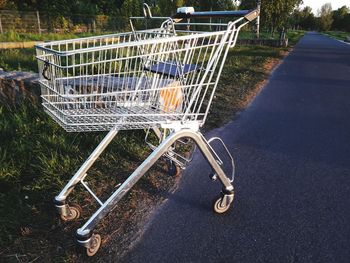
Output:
[[35, 4, 259, 256]]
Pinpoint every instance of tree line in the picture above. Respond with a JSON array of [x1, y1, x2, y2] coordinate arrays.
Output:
[[0, 1, 349, 33], [0, 0, 238, 17], [291, 3, 350, 32]]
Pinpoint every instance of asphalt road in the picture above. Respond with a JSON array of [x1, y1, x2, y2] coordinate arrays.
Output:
[[122, 33, 350, 262]]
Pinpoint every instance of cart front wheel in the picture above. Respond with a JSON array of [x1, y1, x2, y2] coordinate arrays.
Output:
[[213, 194, 233, 214], [167, 160, 181, 177], [60, 204, 82, 221], [86, 234, 101, 257]]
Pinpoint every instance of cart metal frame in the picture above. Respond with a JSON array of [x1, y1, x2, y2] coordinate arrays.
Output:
[[35, 4, 259, 256]]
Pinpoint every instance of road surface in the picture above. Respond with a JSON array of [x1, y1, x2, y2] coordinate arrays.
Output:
[[122, 32, 350, 262]]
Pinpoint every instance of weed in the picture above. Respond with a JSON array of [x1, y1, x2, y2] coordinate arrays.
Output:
[[323, 31, 350, 41], [0, 31, 101, 42], [287, 30, 305, 46], [0, 48, 36, 72], [206, 45, 282, 128]]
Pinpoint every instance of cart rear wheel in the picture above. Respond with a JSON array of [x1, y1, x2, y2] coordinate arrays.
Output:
[[213, 195, 232, 214], [60, 204, 82, 221], [167, 160, 181, 177], [86, 234, 101, 257]]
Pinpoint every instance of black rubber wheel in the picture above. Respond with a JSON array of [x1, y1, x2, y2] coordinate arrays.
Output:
[[60, 204, 82, 221], [212, 195, 231, 214], [86, 234, 101, 257], [167, 160, 181, 177]]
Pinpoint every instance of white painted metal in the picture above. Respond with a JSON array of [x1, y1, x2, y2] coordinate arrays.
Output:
[[35, 16, 248, 132]]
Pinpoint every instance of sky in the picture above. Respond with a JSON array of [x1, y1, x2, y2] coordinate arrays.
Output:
[[301, 0, 350, 14]]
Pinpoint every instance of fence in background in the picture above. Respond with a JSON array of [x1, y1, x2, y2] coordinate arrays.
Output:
[[0, 10, 127, 34], [0, 9, 286, 47]]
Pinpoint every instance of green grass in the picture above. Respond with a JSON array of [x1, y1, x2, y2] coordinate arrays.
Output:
[[0, 31, 109, 72], [323, 31, 350, 41], [0, 100, 162, 262], [287, 30, 305, 46], [0, 30, 281, 43], [206, 45, 283, 128], [0, 30, 305, 73], [238, 30, 280, 40], [239, 29, 305, 43], [0, 48, 36, 72], [0, 31, 100, 42]]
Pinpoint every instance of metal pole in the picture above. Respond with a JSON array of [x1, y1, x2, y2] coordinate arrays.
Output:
[[55, 129, 119, 202], [36, 10, 41, 34], [256, 0, 261, 39], [0, 15, 3, 34], [93, 20, 96, 33]]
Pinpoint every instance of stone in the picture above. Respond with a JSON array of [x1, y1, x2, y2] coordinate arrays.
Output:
[[0, 70, 40, 106]]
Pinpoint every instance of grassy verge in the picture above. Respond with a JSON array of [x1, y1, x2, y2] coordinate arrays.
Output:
[[206, 45, 284, 129], [0, 30, 283, 43], [0, 31, 304, 262], [287, 30, 305, 46], [0, 31, 100, 42], [0, 48, 37, 72], [0, 102, 170, 262], [238, 30, 280, 40], [323, 31, 350, 41], [0, 30, 305, 73], [0, 32, 110, 72]]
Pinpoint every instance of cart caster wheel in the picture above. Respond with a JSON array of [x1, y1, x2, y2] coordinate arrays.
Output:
[[212, 194, 234, 214], [86, 234, 101, 257], [60, 204, 82, 221], [167, 160, 181, 177], [209, 173, 217, 181]]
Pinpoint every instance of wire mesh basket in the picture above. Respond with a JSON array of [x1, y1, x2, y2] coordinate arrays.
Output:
[[36, 19, 245, 132]]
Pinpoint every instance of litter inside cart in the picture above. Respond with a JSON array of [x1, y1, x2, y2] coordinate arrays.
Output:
[[35, 4, 259, 256]]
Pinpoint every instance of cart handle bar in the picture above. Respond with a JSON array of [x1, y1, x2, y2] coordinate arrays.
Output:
[[172, 9, 259, 22], [143, 3, 152, 18]]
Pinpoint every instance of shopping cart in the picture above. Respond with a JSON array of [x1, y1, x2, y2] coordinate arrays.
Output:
[[35, 4, 259, 256]]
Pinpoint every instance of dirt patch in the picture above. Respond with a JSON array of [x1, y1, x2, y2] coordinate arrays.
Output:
[[235, 49, 290, 111], [72, 162, 183, 263]]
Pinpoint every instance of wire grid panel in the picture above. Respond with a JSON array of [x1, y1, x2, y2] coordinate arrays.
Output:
[[36, 26, 237, 132]]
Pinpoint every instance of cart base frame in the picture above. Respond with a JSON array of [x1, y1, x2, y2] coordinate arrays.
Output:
[[54, 127, 235, 252]]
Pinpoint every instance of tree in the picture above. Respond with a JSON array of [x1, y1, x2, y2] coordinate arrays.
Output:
[[121, 0, 142, 17], [216, 0, 238, 10], [344, 15, 350, 32], [290, 6, 316, 30], [332, 5, 350, 31], [301, 6, 316, 30], [240, 0, 258, 10], [318, 3, 333, 31], [0, 0, 7, 9], [156, 0, 184, 16], [262, 0, 302, 35], [241, 0, 302, 34]]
